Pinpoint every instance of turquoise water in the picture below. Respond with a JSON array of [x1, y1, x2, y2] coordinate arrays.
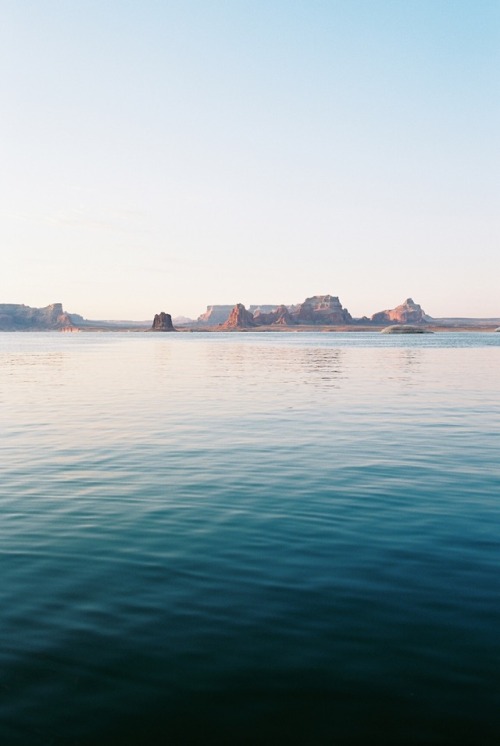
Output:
[[1, 332, 500, 745]]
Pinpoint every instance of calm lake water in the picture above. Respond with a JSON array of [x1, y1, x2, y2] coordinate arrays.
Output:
[[1, 331, 500, 745]]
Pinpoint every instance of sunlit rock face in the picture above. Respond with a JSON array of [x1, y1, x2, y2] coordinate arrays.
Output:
[[151, 312, 174, 331], [290, 295, 353, 325], [371, 298, 431, 325], [220, 303, 256, 329]]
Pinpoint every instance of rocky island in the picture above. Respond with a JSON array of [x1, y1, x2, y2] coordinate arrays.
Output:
[[381, 325, 433, 334], [151, 312, 175, 331]]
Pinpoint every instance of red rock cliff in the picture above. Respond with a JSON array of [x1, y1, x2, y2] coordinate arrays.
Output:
[[220, 304, 256, 329]]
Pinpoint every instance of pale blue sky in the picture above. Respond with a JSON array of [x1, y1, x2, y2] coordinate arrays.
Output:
[[1, 1, 499, 319]]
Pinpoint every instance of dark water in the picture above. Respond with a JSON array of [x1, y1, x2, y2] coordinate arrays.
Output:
[[1, 332, 500, 745]]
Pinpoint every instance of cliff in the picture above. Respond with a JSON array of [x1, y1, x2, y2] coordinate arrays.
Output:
[[220, 303, 256, 329], [0, 303, 76, 331], [371, 298, 431, 325]]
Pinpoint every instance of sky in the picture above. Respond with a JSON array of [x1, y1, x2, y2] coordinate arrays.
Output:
[[1, 0, 499, 320]]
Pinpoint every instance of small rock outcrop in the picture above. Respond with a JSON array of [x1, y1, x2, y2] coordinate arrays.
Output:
[[381, 325, 433, 334], [371, 298, 430, 325], [151, 312, 175, 331], [220, 303, 256, 329]]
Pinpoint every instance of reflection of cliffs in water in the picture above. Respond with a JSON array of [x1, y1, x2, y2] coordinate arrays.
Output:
[[4, 351, 66, 381], [203, 341, 346, 394], [1, 349, 67, 422], [386, 348, 423, 387], [299, 348, 345, 388], [148, 338, 437, 426]]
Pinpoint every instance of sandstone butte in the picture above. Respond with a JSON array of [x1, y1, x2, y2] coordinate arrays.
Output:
[[371, 298, 430, 325], [151, 312, 175, 331]]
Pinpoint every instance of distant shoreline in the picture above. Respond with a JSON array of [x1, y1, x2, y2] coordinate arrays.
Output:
[[54, 323, 500, 334]]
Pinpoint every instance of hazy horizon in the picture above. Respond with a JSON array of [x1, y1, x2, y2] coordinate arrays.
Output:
[[2, 1, 499, 320]]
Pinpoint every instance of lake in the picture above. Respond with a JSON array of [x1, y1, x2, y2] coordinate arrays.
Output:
[[1, 331, 499, 745]]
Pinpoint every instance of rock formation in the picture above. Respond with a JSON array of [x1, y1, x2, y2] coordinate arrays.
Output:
[[0, 303, 76, 331], [213, 296, 354, 329], [198, 305, 282, 326], [290, 295, 352, 325], [220, 303, 256, 329], [197, 305, 235, 325], [371, 298, 430, 325], [151, 312, 175, 331], [253, 304, 293, 326]]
